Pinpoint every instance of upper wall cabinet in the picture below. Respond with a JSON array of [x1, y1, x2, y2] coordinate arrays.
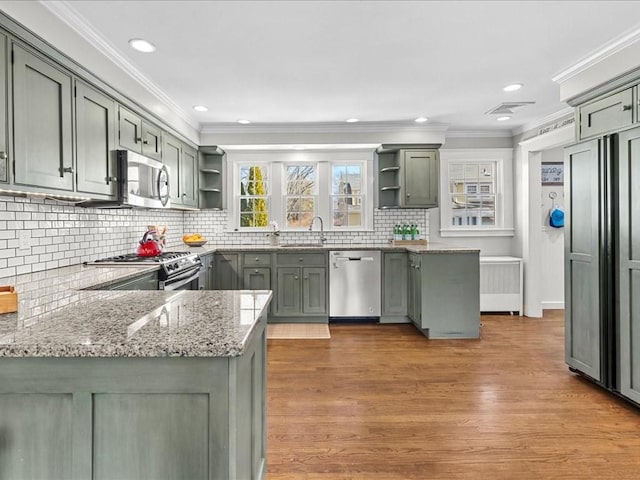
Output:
[[118, 106, 162, 161], [0, 33, 7, 184], [578, 87, 634, 140], [75, 80, 117, 197], [375, 146, 439, 209], [162, 133, 198, 208], [12, 44, 73, 192]]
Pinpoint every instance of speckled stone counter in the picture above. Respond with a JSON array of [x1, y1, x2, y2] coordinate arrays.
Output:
[[0, 289, 272, 357], [178, 242, 480, 254]]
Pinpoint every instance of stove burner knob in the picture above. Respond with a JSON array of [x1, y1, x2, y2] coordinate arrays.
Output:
[[173, 262, 179, 270], [167, 264, 174, 271]]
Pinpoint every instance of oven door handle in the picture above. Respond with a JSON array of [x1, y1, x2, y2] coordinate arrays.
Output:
[[162, 267, 201, 290]]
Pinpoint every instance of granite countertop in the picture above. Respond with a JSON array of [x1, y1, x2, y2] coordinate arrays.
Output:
[[0, 262, 271, 358], [178, 242, 480, 254], [0, 289, 271, 358]]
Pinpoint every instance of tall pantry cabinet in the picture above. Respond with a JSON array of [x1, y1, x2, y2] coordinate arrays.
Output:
[[565, 83, 640, 405]]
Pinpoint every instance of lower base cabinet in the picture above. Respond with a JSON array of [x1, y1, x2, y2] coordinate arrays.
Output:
[[0, 314, 268, 480], [213, 253, 240, 290], [273, 265, 327, 321], [381, 252, 409, 323]]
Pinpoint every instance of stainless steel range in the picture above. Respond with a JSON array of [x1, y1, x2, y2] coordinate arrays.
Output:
[[87, 252, 203, 290]]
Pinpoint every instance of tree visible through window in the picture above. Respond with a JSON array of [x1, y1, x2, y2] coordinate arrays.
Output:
[[285, 165, 316, 228], [240, 165, 269, 227], [331, 164, 363, 227]]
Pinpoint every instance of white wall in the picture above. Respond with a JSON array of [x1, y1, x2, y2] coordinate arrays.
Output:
[[540, 147, 565, 309]]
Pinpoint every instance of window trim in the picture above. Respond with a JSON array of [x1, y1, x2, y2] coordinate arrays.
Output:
[[439, 148, 514, 238], [227, 149, 374, 232]]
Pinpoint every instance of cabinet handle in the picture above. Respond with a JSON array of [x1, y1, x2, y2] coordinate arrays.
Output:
[[136, 137, 142, 143], [107, 176, 118, 183], [143, 139, 149, 145], [208, 265, 213, 270], [182, 193, 187, 197], [0, 152, 7, 160], [61, 167, 74, 174], [622, 104, 633, 111]]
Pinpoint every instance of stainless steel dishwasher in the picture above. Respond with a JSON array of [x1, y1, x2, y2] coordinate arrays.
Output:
[[329, 250, 381, 319]]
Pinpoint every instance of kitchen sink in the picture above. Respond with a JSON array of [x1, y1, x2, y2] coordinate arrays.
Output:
[[279, 243, 324, 248]]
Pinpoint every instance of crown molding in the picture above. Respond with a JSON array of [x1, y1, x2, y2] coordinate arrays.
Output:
[[445, 129, 513, 138], [200, 121, 450, 135], [39, 0, 200, 131], [552, 24, 640, 84], [512, 107, 574, 136]]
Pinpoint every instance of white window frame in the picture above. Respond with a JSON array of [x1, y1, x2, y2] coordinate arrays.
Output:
[[283, 163, 318, 230], [227, 149, 374, 232], [439, 148, 514, 237]]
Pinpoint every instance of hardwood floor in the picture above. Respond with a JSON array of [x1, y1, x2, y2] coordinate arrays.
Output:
[[266, 311, 640, 479]]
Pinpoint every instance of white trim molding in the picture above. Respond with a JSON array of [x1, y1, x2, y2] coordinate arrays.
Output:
[[552, 24, 640, 84], [201, 121, 450, 135], [513, 107, 575, 137], [39, 0, 199, 131]]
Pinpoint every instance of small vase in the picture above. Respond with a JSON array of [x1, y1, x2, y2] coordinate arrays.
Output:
[[268, 235, 279, 246]]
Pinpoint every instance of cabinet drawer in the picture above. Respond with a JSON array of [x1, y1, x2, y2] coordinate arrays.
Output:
[[243, 253, 271, 266], [276, 253, 326, 266], [579, 87, 634, 139]]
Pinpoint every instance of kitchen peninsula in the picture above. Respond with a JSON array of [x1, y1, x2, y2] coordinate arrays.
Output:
[[0, 264, 270, 480]]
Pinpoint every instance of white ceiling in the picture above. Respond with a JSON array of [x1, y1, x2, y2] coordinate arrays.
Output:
[[14, 1, 640, 134]]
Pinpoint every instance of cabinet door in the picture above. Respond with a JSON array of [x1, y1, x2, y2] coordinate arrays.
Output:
[[302, 267, 326, 314], [579, 88, 633, 140], [162, 133, 182, 205], [141, 121, 162, 161], [213, 253, 239, 290], [243, 268, 271, 290], [382, 252, 408, 316], [564, 140, 602, 382], [118, 106, 142, 153], [12, 44, 73, 191], [0, 33, 7, 183], [75, 81, 117, 197], [617, 127, 640, 403], [181, 144, 198, 207], [275, 268, 301, 315], [402, 149, 438, 207]]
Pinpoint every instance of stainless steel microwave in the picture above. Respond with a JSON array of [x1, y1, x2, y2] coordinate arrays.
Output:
[[83, 150, 170, 209]]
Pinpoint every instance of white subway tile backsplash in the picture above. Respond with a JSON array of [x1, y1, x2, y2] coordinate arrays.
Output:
[[0, 194, 430, 279]]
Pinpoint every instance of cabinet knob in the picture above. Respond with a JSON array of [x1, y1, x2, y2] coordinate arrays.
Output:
[[299, 258, 303, 262], [294, 276, 299, 280], [182, 193, 187, 197], [136, 137, 142, 143], [304, 276, 308, 280], [62, 167, 74, 174], [107, 176, 118, 183], [406, 193, 411, 198], [622, 104, 633, 111], [255, 269, 259, 273], [0, 152, 7, 160], [255, 257, 260, 262], [208, 265, 213, 270], [143, 139, 149, 145]]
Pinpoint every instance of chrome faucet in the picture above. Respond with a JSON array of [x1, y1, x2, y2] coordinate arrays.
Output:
[[309, 216, 326, 244]]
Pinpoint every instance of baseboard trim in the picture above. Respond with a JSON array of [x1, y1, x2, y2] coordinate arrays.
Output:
[[542, 301, 565, 310]]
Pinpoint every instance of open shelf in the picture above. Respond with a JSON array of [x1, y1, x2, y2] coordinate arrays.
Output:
[[199, 147, 225, 209]]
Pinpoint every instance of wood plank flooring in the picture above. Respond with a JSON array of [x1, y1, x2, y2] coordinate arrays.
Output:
[[266, 311, 640, 479]]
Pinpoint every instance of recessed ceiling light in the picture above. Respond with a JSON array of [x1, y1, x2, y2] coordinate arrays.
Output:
[[503, 83, 523, 92], [193, 105, 208, 112], [237, 119, 251, 124], [345, 118, 359, 123], [414, 117, 428, 123], [497, 116, 512, 121], [128, 38, 156, 53]]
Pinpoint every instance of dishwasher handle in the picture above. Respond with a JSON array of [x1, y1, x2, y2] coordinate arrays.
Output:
[[333, 256, 375, 267]]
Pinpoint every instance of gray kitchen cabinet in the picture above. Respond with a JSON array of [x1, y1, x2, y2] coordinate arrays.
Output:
[[141, 121, 162, 161], [162, 133, 182, 206], [244, 268, 271, 291], [407, 254, 422, 327], [213, 253, 240, 290], [381, 252, 408, 323], [273, 252, 327, 321], [199, 146, 225, 209], [118, 106, 143, 153], [564, 140, 602, 382], [199, 253, 214, 290], [615, 127, 640, 403], [75, 80, 117, 197], [578, 87, 634, 140], [12, 44, 73, 192], [181, 143, 198, 207], [118, 107, 162, 161], [0, 33, 7, 184], [401, 149, 438, 208]]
